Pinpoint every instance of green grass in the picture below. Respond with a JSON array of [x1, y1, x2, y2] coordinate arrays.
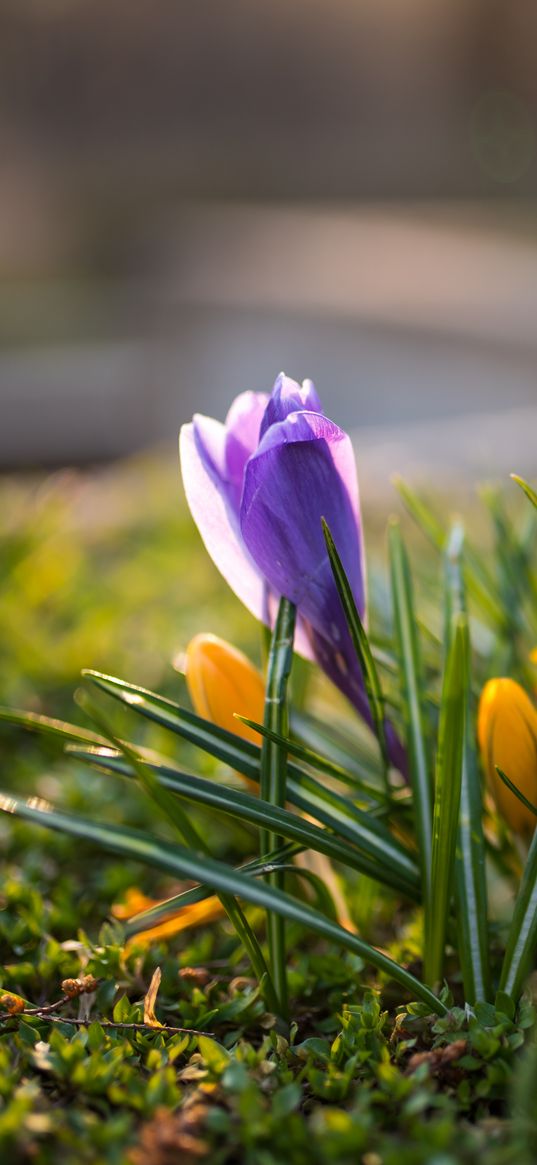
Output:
[[2, 454, 537, 1164]]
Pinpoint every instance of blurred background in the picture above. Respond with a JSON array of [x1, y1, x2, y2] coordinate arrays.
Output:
[[1, 0, 537, 492]]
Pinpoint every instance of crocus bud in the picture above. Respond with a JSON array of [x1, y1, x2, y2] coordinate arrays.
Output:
[[184, 633, 265, 746], [113, 638, 266, 947], [477, 677, 537, 837], [185, 631, 356, 931]]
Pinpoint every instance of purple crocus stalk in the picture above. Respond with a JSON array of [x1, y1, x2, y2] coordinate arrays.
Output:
[[180, 373, 404, 773]]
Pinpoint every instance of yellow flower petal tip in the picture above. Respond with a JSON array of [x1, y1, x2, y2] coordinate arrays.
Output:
[[530, 647, 537, 666], [477, 677, 537, 837], [113, 888, 225, 946], [112, 888, 158, 921], [185, 634, 265, 746]]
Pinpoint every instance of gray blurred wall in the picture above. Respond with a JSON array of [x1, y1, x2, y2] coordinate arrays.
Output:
[[1, 1, 537, 476]]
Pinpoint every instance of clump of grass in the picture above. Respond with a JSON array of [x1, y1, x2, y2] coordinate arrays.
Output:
[[1, 459, 537, 1163]]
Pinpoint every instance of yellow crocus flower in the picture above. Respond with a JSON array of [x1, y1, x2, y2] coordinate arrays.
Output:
[[185, 633, 265, 751], [116, 635, 266, 944], [117, 632, 355, 942], [477, 677, 537, 838], [112, 887, 224, 946], [185, 633, 355, 929]]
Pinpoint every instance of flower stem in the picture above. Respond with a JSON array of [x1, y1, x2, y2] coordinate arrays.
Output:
[[260, 597, 297, 1021]]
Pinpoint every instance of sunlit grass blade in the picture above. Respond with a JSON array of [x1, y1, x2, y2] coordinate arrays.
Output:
[[0, 705, 104, 746], [511, 474, 537, 511], [392, 475, 446, 548], [393, 476, 506, 628], [81, 671, 374, 808], [0, 790, 447, 1016], [1, 695, 417, 894], [235, 715, 386, 802], [500, 825, 537, 1000], [445, 523, 490, 1003], [456, 745, 490, 1003], [496, 767, 537, 819], [389, 519, 432, 902], [81, 671, 418, 885], [75, 690, 280, 1016], [291, 708, 386, 784], [68, 744, 420, 898], [124, 853, 343, 937], [322, 518, 390, 789], [480, 486, 537, 642], [260, 596, 296, 1018], [425, 614, 468, 989], [83, 670, 262, 780], [124, 845, 306, 936]]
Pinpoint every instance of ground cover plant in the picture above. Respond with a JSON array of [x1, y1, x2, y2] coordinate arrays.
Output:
[[1, 376, 537, 1164]]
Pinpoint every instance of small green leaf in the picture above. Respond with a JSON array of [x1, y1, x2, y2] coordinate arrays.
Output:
[[197, 1036, 231, 1072]]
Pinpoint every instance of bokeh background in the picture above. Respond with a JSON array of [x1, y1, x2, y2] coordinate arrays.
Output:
[[1, 0, 537, 492]]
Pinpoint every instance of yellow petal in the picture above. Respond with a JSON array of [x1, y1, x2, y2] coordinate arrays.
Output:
[[185, 633, 265, 744], [477, 677, 537, 837], [112, 887, 157, 921], [114, 889, 225, 947], [185, 633, 265, 792]]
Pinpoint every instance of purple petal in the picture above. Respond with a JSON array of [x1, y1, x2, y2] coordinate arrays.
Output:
[[180, 414, 314, 660], [240, 409, 366, 634], [180, 417, 268, 625], [224, 391, 269, 511], [259, 373, 324, 439]]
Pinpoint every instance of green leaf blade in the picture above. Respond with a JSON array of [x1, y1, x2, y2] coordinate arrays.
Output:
[[321, 518, 391, 788], [425, 614, 469, 988], [389, 519, 432, 903], [0, 790, 447, 1017]]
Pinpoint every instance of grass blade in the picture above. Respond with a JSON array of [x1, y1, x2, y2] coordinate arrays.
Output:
[[125, 843, 303, 936], [236, 715, 386, 802], [500, 826, 537, 1000], [0, 696, 418, 894], [425, 614, 468, 988], [76, 691, 280, 1016], [291, 708, 386, 784], [446, 524, 490, 1004], [389, 519, 432, 903], [322, 518, 390, 788], [80, 672, 418, 886], [0, 791, 447, 1016], [0, 706, 104, 745], [68, 744, 420, 898], [496, 767, 537, 819], [259, 596, 296, 1018], [511, 474, 537, 511], [394, 476, 506, 628]]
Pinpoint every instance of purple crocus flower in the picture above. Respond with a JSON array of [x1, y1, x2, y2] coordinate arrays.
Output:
[[180, 373, 404, 772]]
